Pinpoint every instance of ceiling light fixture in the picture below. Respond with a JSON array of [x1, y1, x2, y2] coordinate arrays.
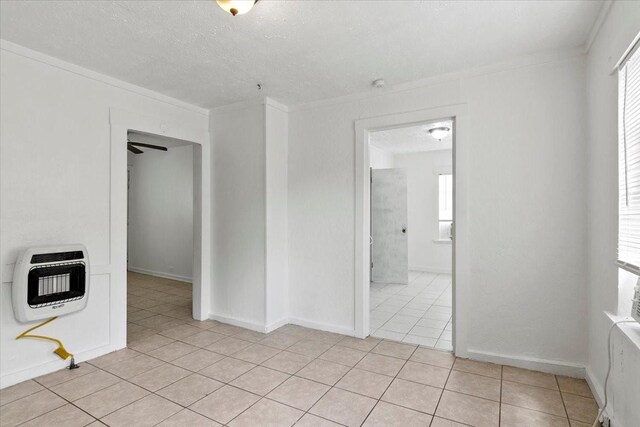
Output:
[[428, 126, 451, 141], [216, 0, 258, 16]]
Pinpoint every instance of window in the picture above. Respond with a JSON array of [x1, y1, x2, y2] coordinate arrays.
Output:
[[438, 174, 453, 240], [618, 39, 640, 274]]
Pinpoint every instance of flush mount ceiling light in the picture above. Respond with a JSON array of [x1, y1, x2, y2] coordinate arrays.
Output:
[[428, 126, 451, 141], [216, 0, 258, 16]]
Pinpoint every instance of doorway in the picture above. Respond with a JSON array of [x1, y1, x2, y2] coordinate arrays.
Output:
[[368, 121, 453, 349], [125, 131, 197, 344], [354, 104, 468, 355]]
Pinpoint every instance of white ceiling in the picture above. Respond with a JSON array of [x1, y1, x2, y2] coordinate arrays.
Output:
[[0, 1, 603, 108], [370, 121, 453, 154]]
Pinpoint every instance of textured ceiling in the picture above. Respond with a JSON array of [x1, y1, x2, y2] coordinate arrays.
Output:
[[0, 1, 603, 108], [370, 121, 453, 153]]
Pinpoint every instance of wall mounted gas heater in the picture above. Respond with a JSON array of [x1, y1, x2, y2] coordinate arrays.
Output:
[[12, 244, 90, 323]]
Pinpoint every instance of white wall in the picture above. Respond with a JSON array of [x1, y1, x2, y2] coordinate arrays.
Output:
[[127, 145, 193, 282], [0, 41, 209, 388], [585, 2, 640, 426], [289, 52, 589, 366], [393, 150, 452, 273], [210, 99, 289, 332], [369, 145, 395, 169], [211, 103, 266, 328]]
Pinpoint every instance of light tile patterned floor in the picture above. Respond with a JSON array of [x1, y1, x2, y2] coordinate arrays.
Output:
[[0, 272, 600, 427], [371, 271, 452, 350]]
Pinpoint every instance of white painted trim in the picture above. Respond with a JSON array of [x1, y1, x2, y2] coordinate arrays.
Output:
[[0, 342, 116, 389], [467, 349, 586, 378], [127, 267, 192, 284], [212, 96, 289, 114], [288, 317, 357, 337], [210, 314, 267, 334], [289, 48, 584, 113], [265, 317, 290, 333], [409, 266, 451, 274], [354, 104, 469, 361], [0, 39, 208, 116], [585, 365, 605, 407], [584, 0, 613, 53], [109, 107, 211, 339]]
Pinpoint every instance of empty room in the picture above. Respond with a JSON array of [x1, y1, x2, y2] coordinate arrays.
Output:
[[1, 1, 639, 427]]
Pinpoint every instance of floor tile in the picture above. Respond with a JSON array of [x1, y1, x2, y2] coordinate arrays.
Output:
[[430, 417, 468, 426], [180, 330, 227, 348], [230, 366, 290, 395], [156, 409, 222, 426], [287, 339, 334, 358], [336, 336, 381, 352], [128, 334, 175, 353], [0, 389, 66, 427], [502, 365, 558, 390], [397, 360, 450, 388], [319, 345, 367, 367], [410, 347, 455, 368], [88, 349, 140, 369], [402, 335, 438, 347], [294, 413, 343, 426], [189, 385, 260, 425], [500, 403, 570, 427], [19, 403, 95, 427], [501, 380, 566, 417], [171, 348, 225, 371], [101, 394, 181, 427], [562, 393, 599, 423], [234, 329, 269, 343], [371, 329, 407, 341], [435, 390, 500, 427], [159, 324, 202, 340], [258, 331, 303, 349], [267, 376, 330, 411], [205, 337, 253, 356], [129, 363, 191, 392], [453, 358, 502, 379], [0, 380, 44, 406], [261, 350, 313, 374], [34, 363, 98, 388], [310, 388, 377, 427], [228, 398, 303, 427], [157, 373, 223, 406], [445, 370, 501, 401], [50, 369, 120, 401], [147, 341, 199, 362], [232, 343, 281, 364], [74, 381, 149, 418], [296, 359, 350, 385], [557, 376, 593, 398], [409, 325, 444, 339], [381, 378, 441, 414], [101, 354, 165, 379], [355, 353, 406, 377], [363, 401, 433, 426], [335, 368, 393, 399], [199, 357, 256, 382]]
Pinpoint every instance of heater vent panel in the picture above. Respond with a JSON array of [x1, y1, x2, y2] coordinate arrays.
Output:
[[31, 251, 84, 264]]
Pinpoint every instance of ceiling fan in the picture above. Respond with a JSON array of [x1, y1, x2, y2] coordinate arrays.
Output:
[[127, 140, 168, 154]]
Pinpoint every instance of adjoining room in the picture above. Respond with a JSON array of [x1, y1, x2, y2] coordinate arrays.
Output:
[[368, 121, 453, 350]]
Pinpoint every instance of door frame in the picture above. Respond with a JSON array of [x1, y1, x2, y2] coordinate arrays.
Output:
[[354, 104, 469, 357], [110, 107, 211, 348]]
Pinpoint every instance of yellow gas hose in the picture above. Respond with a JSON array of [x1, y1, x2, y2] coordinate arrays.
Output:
[[16, 317, 74, 361]]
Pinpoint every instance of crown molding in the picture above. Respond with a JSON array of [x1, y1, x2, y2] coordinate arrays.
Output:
[[0, 39, 209, 117]]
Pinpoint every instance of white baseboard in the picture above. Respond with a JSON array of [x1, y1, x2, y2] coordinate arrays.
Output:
[[466, 348, 586, 378], [265, 317, 290, 333], [209, 314, 268, 333], [0, 342, 120, 389], [409, 266, 451, 274], [127, 267, 192, 283], [584, 365, 604, 406], [288, 316, 356, 337]]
